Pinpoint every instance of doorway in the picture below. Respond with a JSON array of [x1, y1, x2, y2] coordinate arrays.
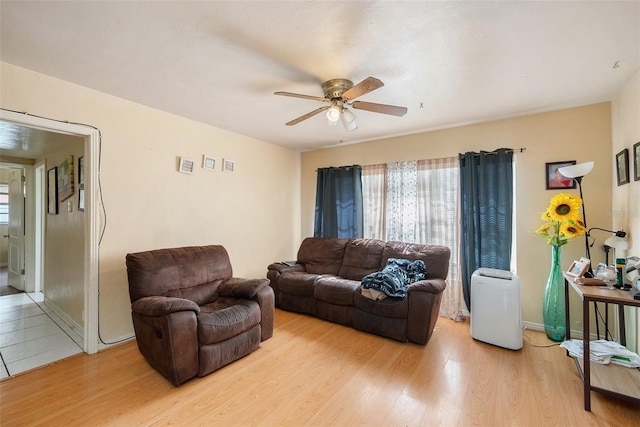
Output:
[[0, 109, 100, 355]]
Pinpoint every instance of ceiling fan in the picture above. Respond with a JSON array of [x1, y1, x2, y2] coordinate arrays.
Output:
[[274, 77, 407, 131]]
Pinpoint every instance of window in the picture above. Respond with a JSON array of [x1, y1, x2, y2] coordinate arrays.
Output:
[[362, 157, 464, 319], [0, 183, 8, 224]]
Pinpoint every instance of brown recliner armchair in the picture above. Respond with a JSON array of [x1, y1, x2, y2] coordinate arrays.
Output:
[[126, 245, 274, 386]]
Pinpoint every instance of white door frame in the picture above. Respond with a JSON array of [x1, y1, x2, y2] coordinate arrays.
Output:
[[0, 110, 100, 355]]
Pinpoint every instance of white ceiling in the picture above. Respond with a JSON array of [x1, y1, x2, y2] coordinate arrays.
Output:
[[1, 1, 639, 153]]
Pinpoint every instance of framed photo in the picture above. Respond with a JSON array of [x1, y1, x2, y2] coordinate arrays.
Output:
[[78, 156, 85, 211], [594, 262, 607, 278], [545, 161, 576, 190], [47, 167, 58, 215], [223, 159, 235, 172], [58, 155, 74, 202], [616, 148, 629, 186], [178, 157, 195, 174], [633, 141, 640, 182], [203, 155, 216, 171], [567, 258, 590, 278]]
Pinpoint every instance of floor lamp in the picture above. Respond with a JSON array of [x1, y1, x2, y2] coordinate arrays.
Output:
[[556, 161, 611, 337], [558, 161, 594, 272]]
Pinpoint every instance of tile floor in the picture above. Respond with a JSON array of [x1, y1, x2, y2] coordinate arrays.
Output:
[[0, 292, 83, 379]]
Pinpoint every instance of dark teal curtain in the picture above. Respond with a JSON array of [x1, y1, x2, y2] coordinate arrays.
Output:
[[314, 165, 363, 238], [459, 148, 513, 311]]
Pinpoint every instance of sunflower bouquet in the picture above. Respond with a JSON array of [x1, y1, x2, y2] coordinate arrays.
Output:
[[535, 193, 586, 246]]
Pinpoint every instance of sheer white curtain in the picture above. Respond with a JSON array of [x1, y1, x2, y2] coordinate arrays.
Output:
[[418, 158, 464, 321], [386, 161, 418, 242], [361, 157, 464, 321], [362, 164, 386, 240]]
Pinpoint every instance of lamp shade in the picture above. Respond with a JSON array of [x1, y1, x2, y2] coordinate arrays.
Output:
[[341, 108, 357, 131], [326, 104, 341, 122], [604, 235, 628, 251], [557, 161, 594, 179]]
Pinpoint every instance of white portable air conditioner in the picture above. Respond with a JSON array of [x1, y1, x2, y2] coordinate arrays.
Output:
[[470, 268, 522, 350]]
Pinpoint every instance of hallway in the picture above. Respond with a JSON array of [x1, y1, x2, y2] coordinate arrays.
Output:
[[0, 292, 83, 379]]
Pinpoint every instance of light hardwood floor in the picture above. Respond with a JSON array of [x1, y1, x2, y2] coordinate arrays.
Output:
[[1, 309, 639, 426]]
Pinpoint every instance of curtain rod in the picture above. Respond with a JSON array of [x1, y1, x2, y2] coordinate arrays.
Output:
[[315, 165, 361, 172], [461, 148, 526, 157]]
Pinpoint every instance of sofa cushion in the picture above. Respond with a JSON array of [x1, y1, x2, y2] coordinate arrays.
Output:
[[279, 271, 323, 297], [165, 281, 221, 305], [297, 237, 348, 275], [314, 276, 360, 306], [198, 298, 260, 344], [338, 238, 386, 280], [380, 241, 450, 280], [126, 245, 233, 303]]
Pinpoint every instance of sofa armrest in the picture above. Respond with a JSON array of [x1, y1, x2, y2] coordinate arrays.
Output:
[[406, 278, 446, 345], [219, 277, 270, 299], [254, 285, 275, 341], [407, 278, 446, 294], [131, 296, 200, 317], [267, 262, 306, 274]]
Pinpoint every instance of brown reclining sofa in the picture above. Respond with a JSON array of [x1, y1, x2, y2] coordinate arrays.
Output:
[[267, 237, 450, 345]]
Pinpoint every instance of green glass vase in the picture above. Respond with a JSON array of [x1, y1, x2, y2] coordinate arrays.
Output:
[[543, 244, 565, 342]]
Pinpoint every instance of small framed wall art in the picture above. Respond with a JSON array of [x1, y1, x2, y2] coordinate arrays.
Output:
[[616, 148, 629, 186], [58, 155, 75, 202], [178, 157, 195, 174], [633, 141, 640, 182], [223, 159, 235, 172], [203, 155, 216, 171], [545, 160, 576, 190]]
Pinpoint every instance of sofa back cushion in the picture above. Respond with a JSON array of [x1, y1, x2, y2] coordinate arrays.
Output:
[[126, 245, 232, 304], [297, 237, 348, 275], [338, 238, 386, 280], [380, 241, 450, 280]]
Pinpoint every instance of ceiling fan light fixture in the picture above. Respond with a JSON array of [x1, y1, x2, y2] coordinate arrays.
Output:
[[326, 104, 341, 122], [341, 108, 357, 131]]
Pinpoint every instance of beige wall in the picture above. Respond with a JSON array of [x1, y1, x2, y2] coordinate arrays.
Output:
[[44, 142, 85, 327], [611, 68, 640, 349], [1, 62, 301, 342], [301, 103, 613, 329]]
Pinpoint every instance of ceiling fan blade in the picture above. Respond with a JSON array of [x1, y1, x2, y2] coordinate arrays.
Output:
[[351, 101, 408, 117], [341, 77, 384, 101], [274, 91, 329, 103], [285, 106, 330, 126]]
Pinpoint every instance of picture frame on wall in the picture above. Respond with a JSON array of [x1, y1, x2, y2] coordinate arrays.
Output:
[[203, 155, 216, 171], [223, 159, 235, 172], [178, 157, 195, 174], [616, 148, 629, 186], [47, 166, 58, 215], [633, 141, 640, 182], [58, 155, 75, 202], [78, 156, 85, 211], [545, 160, 576, 190]]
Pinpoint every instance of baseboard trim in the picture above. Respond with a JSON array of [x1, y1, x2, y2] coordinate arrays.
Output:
[[98, 334, 135, 351], [43, 296, 84, 339]]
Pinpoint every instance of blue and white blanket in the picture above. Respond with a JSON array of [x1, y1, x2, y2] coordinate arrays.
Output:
[[361, 258, 427, 299]]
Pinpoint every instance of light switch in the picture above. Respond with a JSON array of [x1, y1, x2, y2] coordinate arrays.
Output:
[[67, 200, 73, 213]]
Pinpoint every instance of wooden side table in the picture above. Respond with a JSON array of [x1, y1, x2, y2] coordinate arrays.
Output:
[[564, 273, 640, 411]]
